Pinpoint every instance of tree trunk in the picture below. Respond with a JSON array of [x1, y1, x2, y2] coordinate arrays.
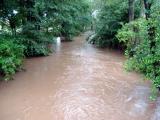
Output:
[[140, 0, 146, 18], [129, 0, 135, 22], [144, 0, 152, 19], [128, 0, 135, 57]]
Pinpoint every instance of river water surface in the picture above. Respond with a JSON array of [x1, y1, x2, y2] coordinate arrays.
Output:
[[0, 33, 159, 120]]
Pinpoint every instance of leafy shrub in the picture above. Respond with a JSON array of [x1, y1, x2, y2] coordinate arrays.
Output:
[[117, 18, 149, 57], [149, 4, 160, 89], [0, 36, 24, 81], [20, 24, 54, 56], [89, 0, 128, 48], [117, 18, 153, 74]]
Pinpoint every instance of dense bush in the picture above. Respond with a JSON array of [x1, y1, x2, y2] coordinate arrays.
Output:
[[117, 18, 149, 58], [89, 0, 128, 47], [149, 4, 160, 89], [0, 36, 24, 81], [20, 25, 54, 56]]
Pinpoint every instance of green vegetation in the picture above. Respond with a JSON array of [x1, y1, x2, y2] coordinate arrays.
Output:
[[0, 35, 24, 81], [89, 0, 128, 48], [90, 0, 160, 96], [0, 0, 91, 80]]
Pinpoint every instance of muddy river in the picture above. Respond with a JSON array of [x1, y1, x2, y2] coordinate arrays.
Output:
[[0, 33, 159, 120]]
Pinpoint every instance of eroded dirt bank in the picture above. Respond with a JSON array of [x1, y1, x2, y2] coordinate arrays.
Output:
[[0, 33, 159, 120]]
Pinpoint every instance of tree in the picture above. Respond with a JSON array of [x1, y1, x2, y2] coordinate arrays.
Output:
[[129, 0, 135, 22], [144, 0, 153, 19], [140, 0, 146, 18]]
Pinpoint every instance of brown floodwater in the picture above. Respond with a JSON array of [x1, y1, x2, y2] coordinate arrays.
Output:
[[0, 33, 160, 120]]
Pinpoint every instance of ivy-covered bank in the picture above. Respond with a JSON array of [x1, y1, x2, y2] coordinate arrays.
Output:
[[90, 0, 160, 97], [0, 0, 91, 80]]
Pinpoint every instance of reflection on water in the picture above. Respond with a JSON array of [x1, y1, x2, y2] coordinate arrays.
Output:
[[0, 33, 159, 120], [56, 37, 61, 46], [53, 37, 61, 52]]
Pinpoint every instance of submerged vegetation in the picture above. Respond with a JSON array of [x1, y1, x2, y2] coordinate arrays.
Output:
[[0, 0, 91, 80]]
